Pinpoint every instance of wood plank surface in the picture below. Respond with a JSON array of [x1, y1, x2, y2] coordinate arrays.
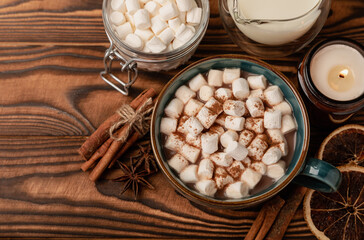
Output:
[[0, 0, 363, 238]]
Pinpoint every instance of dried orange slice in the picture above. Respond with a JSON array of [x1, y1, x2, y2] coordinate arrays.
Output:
[[318, 124, 364, 167], [303, 165, 364, 240]]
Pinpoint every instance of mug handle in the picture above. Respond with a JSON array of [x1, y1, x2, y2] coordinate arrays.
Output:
[[293, 158, 342, 192]]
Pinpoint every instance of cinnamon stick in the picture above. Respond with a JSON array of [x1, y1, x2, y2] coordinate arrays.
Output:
[[81, 137, 113, 172], [265, 186, 308, 240], [245, 195, 285, 240], [108, 131, 140, 168], [78, 88, 156, 160]]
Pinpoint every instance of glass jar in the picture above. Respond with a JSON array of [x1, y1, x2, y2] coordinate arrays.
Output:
[[219, 0, 331, 57], [101, 0, 210, 95]]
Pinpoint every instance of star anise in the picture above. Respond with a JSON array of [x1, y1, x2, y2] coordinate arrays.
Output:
[[113, 159, 154, 199], [133, 143, 158, 173]]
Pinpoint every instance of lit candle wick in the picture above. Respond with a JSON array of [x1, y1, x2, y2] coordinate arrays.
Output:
[[339, 69, 348, 78]]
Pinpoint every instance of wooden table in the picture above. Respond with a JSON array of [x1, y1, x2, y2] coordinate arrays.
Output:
[[0, 0, 363, 238]]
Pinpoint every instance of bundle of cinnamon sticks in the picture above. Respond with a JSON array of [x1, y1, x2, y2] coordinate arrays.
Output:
[[79, 88, 156, 182]]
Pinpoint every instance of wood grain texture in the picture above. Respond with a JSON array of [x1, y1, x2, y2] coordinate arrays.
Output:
[[0, 0, 363, 238]]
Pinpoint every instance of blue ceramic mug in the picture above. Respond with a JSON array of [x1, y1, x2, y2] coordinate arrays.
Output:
[[151, 55, 341, 208]]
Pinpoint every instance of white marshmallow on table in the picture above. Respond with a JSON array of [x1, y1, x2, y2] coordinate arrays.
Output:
[[160, 117, 177, 135], [232, 78, 250, 99], [226, 141, 249, 161], [247, 137, 268, 161], [176, 0, 195, 12], [175, 85, 196, 104], [110, 11, 126, 25], [186, 133, 201, 148], [223, 100, 245, 117], [165, 133, 184, 151], [215, 113, 226, 126], [215, 88, 232, 102], [247, 75, 267, 90], [227, 161, 245, 178], [264, 86, 284, 106], [198, 158, 214, 179], [281, 114, 297, 134], [159, 2, 179, 21], [214, 167, 234, 189], [151, 15, 168, 35], [199, 85, 215, 102], [124, 33, 144, 50], [249, 89, 264, 99], [134, 29, 154, 42], [115, 22, 133, 40], [246, 97, 265, 117], [208, 69, 223, 87], [225, 116, 245, 131], [244, 117, 264, 134], [209, 125, 225, 136], [266, 129, 285, 144], [267, 160, 286, 180], [201, 132, 219, 154], [273, 101, 292, 115], [184, 98, 204, 116], [183, 117, 204, 136], [262, 146, 282, 165], [144, 1, 160, 16], [158, 27, 174, 45], [225, 182, 249, 199], [168, 153, 189, 173], [241, 168, 262, 189], [168, 17, 182, 32], [210, 152, 233, 167], [196, 107, 218, 129], [181, 144, 200, 163], [146, 36, 167, 53], [134, 9, 151, 30], [195, 179, 217, 197], [125, 0, 140, 14], [189, 74, 207, 92], [264, 110, 282, 129], [223, 68, 240, 84], [180, 164, 199, 183], [251, 162, 267, 175], [220, 130, 238, 148], [111, 0, 126, 12], [204, 97, 223, 114], [239, 129, 255, 147], [175, 24, 194, 44], [164, 98, 184, 118], [176, 115, 189, 134], [186, 7, 202, 26]]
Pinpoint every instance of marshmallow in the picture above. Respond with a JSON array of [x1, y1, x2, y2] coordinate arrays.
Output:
[[199, 85, 215, 102], [166, 43, 173, 51], [273, 101, 292, 115], [175, 85, 196, 104], [226, 141, 249, 161], [115, 22, 133, 39], [176, 0, 195, 12], [201, 132, 219, 154], [134, 9, 151, 30], [198, 158, 214, 179], [262, 146, 282, 165], [225, 182, 249, 199], [165, 133, 184, 151], [247, 75, 267, 90], [227, 161, 245, 178], [175, 24, 194, 43], [134, 29, 154, 42], [210, 152, 233, 167], [180, 164, 199, 183], [266, 160, 286, 180], [110, 11, 126, 25], [184, 98, 204, 116], [195, 179, 217, 197], [186, 24, 195, 33], [245, 117, 264, 134], [264, 110, 282, 129], [154, 0, 167, 5], [242, 157, 252, 167], [176, 115, 189, 134], [124, 34, 144, 50], [247, 137, 268, 161], [246, 97, 265, 117], [223, 100, 246, 117], [164, 98, 184, 118], [215, 88, 232, 102], [225, 116, 245, 131], [215, 113, 227, 126], [249, 89, 264, 99], [266, 129, 285, 144], [124, 12, 135, 28], [144, 1, 160, 16], [251, 162, 267, 175], [172, 38, 185, 49], [214, 167, 234, 189], [186, 133, 201, 148], [159, 2, 179, 21], [186, 7, 202, 26], [151, 15, 168, 35], [241, 168, 262, 189], [183, 117, 204, 136], [111, 0, 126, 12], [168, 17, 182, 32], [201, 151, 210, 159], [158, 27, 174, 44], [264, 86, 283, 106], [168, 153, 189, 173], [209, 125, 225, 136], [160, 117, 177, 135], [179, 11, 186, 23], [146, 36, 167, 53], [181, 144, 200, 163], [125, 0, 140, 14], [239, 129, 255, 147], [220, 130, 238, 148], [281, 114, 297, 134], [205, 97, 223, 114], [232, 78, 250, 99], [196, 107, 218, 129], [208, 69, 223, 87], [223, 68, 240, 84], [189, 73, 207, 92], [278, 140, 289, 157]]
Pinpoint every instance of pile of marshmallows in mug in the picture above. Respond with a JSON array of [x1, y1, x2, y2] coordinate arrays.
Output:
[[109, 0, 202, 53], [160, 69, 297, 198]]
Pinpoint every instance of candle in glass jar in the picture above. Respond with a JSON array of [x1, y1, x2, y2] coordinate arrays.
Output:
[[310, 44, 364, 101]]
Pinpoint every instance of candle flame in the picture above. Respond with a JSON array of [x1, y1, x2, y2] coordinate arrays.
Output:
[[339, 69, 349, 78]]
